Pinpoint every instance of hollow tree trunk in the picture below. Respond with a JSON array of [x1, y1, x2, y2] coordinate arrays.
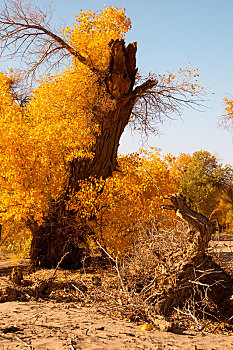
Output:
[[29, 40, 138, 268], [157, 193, 233, 321]]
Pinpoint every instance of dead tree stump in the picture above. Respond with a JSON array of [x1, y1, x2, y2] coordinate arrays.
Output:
[[155, 193, 233, 321]]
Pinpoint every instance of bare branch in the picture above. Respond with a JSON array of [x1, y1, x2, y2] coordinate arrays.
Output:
[[132, 78, 158, 98], [0, 0, 100, 81], [130, 71, 206, 137]]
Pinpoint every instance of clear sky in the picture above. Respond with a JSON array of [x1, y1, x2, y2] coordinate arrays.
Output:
[[1, 0, 233, 165]]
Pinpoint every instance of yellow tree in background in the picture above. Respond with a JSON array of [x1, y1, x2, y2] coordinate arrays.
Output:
[[171, 150, 233, 231]]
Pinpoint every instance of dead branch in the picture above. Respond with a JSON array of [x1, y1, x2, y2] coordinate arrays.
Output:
[[0, 0, 101, 81], [130, 72, 206, 137], [166, 193, 216, 254], [50, 251, 70, 280]]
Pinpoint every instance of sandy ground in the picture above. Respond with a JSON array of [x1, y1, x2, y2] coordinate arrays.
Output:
[[1, 238, 233, 350], [0, 300, 233, 350]]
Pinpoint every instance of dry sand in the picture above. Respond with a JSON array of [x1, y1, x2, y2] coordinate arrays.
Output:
[[0, 300, 233, 350], [1, 238, 233, 350]]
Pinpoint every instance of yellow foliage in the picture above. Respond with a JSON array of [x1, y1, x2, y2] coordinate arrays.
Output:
[[157, 64, 202, 96], [69, 148, 178, 257], [0, 69, 98, 225], [0, 218, 31, 259], [224, 98, 233, 115], [63, 6, 131, 71], [221, 97, 233, 131], [0, 5, 206, 258], [0, 6, 130, 225], [215, 198, 233, 230]]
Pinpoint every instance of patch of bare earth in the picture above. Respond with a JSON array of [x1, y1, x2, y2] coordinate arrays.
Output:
[[1, 300, 233, 350]]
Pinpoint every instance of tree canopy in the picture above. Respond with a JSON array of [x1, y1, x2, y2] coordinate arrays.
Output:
[[0, 1, 205, 267], [0, 2, 203, 224]]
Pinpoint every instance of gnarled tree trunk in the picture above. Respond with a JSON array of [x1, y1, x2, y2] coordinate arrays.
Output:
[[29, 40, 139, 268]]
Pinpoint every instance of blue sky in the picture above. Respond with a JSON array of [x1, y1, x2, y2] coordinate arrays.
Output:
[[1, 0, 233, 165]]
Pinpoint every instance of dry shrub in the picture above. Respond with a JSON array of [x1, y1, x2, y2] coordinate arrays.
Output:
[[120, 217, 190, 286], [111, 217, 233, 328]]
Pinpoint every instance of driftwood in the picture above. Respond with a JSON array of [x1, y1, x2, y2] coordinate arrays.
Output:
[[0, 253, 88, 303], [0, 274, 87, 303], [155, 193, 233, 321], [162, 193, 215, 255]]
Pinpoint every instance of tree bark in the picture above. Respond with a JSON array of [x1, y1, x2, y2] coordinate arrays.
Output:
[[29, 40, 138, 268]]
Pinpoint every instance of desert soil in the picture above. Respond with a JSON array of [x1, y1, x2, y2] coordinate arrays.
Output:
[[1, 237, 233, 350], [1, 300, 233, 350]]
